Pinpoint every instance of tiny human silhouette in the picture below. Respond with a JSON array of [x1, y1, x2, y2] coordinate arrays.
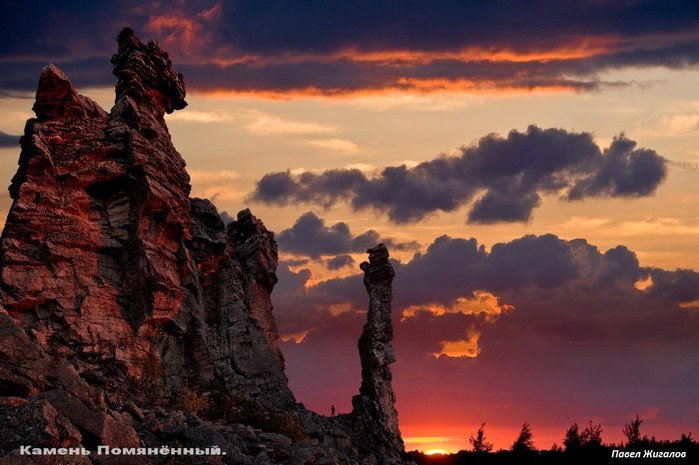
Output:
[[331, 404, 336, 417]]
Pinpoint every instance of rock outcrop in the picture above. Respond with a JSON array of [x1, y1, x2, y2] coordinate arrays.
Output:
[[0, 28, 406, 465], [0, 27, 292, 408]]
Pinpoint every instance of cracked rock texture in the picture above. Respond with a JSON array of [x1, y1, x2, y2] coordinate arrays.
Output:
[[0, 28, 406, 465]]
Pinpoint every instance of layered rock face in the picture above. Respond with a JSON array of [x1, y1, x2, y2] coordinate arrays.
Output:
[[0, 28, 405, 465]]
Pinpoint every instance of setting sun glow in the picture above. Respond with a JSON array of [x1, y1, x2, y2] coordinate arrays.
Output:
[[425, 449, 449, 456]]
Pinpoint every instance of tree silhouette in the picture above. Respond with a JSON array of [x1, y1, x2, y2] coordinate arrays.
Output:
[[470, 423, 494, 452], [581, 421, 603, 448], [563, 423, 582, 452], [623, 415, 643, 447], [512, 422, 535, 453], [564, 421, 603, 454]]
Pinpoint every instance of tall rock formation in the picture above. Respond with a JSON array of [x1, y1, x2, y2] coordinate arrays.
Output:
[[0, 28, 406, 465], [352, 245, 404, 463], [0, 26, 292, 410]]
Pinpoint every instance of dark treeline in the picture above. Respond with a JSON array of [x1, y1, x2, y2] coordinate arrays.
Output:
[[404, 417, 697, 465]]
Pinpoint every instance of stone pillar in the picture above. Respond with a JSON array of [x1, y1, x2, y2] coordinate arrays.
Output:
[[351, 244, 404, 464]]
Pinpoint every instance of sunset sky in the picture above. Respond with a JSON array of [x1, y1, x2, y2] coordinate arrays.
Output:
[[2, 0, 699, 453]]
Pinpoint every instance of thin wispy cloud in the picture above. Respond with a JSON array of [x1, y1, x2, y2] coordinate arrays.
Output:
[[303, 138, 361, 154], [167, 110, 234, 123], [659, 114, 699, 134], [243, 110, 338, 136], [188, 169, 239, 182], [559, 216, 699, 237], [189, 169, 242, 204]]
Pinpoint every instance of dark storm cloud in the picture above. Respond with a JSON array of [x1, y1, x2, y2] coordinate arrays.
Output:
[[3, 1, 699, 95], [0, 131, 20, 149], [217, 0, 699, 54], [253, 127, 667, 224], [276, 212, 419, 258]]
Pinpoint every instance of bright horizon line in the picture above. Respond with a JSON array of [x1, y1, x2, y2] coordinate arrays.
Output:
[[402, 419, 691, 454]]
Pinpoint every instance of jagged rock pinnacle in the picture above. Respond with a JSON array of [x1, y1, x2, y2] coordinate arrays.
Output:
[[111, 27, 186, 120], [33, 64, 106, 120], [352, 244, 404, 464]]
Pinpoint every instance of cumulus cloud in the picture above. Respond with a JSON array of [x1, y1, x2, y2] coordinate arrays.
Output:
[[276, 212, 419, 259], [566, 136, 668, 200], [309, 233, 644, 312], [253, 126, 667, 224], [277, 231, 699, 383], [276, 232, 699, 361]]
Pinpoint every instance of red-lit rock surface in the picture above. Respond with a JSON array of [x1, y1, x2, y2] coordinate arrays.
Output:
[[0, 28, 405, 465], [0, 27, 291, 405]]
